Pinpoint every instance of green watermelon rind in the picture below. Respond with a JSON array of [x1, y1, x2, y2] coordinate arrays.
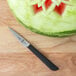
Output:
[[16, 17, 76, 37]]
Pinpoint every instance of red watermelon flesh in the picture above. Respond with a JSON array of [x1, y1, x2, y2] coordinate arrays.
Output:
[[33, 0, 66, 15]]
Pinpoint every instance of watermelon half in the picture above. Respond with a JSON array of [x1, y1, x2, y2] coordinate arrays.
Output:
[[8, 0, 76, 37]]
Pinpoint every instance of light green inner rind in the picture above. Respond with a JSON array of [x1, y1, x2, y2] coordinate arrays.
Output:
[[8, 0, 76, 37]]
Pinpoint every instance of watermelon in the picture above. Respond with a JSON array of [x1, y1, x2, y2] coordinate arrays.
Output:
[[7, 0, 76, 37]]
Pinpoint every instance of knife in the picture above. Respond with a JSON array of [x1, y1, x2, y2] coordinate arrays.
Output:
[[9, 27, 59, 71]]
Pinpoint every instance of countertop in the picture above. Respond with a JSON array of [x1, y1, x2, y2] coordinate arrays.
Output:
[[0, 0, 76, 76]]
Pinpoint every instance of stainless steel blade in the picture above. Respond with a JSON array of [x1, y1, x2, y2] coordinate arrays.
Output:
[[9, 27, 30, 47]]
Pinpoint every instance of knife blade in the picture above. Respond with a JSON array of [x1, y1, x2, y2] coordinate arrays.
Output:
[[9, 27, 59, 71]]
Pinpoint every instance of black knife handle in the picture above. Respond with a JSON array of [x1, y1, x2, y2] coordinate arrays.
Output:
[[28, 45, 59, 71]]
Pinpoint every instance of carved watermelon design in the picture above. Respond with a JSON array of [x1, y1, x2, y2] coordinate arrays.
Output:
[[8, 0, 76, 37], [33, 0, 66, 15]]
